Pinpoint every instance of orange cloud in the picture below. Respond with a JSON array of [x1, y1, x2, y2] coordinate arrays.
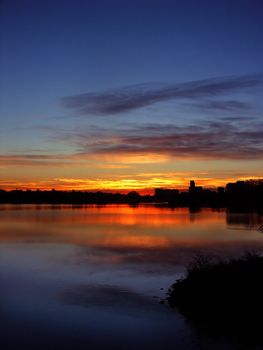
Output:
[[0, 173, 262, 193]]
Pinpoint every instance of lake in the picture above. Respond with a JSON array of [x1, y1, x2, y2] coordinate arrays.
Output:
[[1, 204, 263, 350]]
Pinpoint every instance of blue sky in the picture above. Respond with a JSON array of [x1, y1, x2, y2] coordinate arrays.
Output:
[[0, 0, 263, 191]]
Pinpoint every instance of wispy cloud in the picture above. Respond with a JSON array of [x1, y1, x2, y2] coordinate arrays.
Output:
[[0, 154, 72, 166], [61, 74, 263, 115], [62, 117, 263, 160], [15, 114, 263, 166], [189, 100, 252, 113]]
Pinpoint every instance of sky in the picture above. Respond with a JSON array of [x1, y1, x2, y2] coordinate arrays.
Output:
[[0, 0, 263, 193]]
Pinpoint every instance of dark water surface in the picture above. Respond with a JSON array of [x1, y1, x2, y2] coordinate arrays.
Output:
[[1, 205, 263, 350]]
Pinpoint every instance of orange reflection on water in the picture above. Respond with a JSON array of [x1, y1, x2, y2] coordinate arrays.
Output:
[[0, 205, 262, 258], [0, 204, 224, 227], [94, 234, 171, 249]]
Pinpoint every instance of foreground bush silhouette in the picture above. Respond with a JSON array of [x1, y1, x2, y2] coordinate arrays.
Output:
[[167, 253, 263, 347]]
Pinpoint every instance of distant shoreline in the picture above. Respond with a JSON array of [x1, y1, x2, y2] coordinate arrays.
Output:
[[0, 180, 262, 208]]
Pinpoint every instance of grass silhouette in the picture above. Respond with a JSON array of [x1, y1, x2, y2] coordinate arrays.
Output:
[[167, 252, 263, 348]]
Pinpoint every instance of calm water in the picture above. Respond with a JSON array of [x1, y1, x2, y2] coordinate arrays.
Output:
[[1, 204, 263, 350]]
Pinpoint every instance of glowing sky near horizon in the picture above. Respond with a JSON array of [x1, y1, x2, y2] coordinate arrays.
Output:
[[0, 0, 263, 193]]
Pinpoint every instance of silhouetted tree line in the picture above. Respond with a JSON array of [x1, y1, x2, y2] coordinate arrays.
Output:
[[0, 179, 262, 208], [155, 180, 263, 209], [0, 189, 147, 205]]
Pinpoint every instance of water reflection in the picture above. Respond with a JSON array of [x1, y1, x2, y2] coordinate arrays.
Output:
[[226, 210, 263, 231], [60, 284, 159, 312], [1, 205, 263, 263], [1, 205, 263, 350]]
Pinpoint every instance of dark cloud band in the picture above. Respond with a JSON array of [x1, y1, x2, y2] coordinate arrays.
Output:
[[62, 74, 263, 115], [71, 119, 263, 160]]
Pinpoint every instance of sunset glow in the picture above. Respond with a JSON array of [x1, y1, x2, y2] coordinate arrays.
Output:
[[1, 174, 262, 194], [0, 0, 262, 193]]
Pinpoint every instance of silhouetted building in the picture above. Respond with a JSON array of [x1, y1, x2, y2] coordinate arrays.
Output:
[[189, 180, 203, 194], [0, 179, 262, 207], [189, 180, 195, 191]]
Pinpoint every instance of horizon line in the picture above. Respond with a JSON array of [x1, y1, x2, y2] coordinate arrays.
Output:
[[1, 178, 262, 195]]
